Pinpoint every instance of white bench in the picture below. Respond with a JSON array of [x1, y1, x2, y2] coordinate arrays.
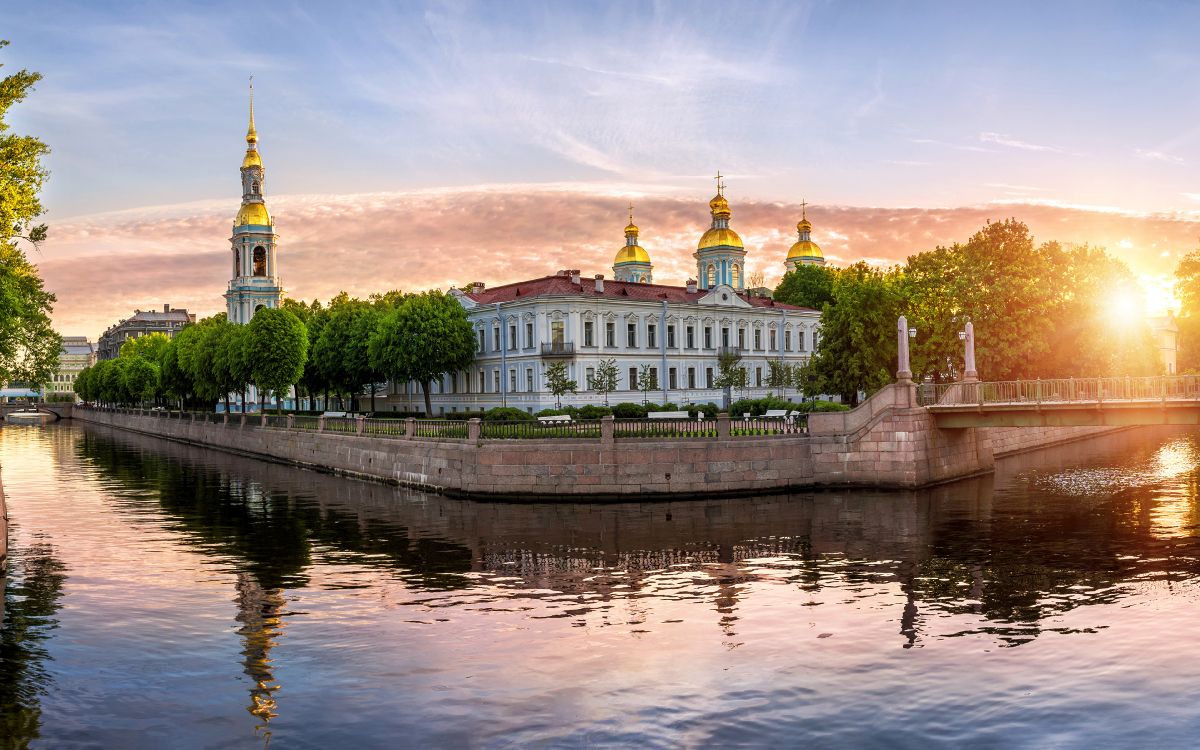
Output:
[[537, 414, 573, 424], [648, 411, 691, 419], [764, 409, 797, 418], [321, 411, 349, 418]]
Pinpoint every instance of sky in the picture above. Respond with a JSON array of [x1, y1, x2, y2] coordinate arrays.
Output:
[[6, 0, 1200, 337]]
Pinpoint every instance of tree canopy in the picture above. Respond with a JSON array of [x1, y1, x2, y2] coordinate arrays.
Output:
[[368, 290, 474, 415]]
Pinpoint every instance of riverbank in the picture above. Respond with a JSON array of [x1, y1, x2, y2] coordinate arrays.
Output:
[[69, 390, 1128, 499]]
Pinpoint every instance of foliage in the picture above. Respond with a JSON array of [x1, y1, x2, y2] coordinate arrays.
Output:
[[119, 332, 170, 363], [483, 406, 533, 421], [766, 359, 797, 393], [1176, 245, 1200, 373], [576, 404, 612, 420], [773, 264, 837, 310], [636, 363, 658, 403], [805, 261, 902, 405], [245, 307, 309, 411], [612, 402, 648, 419], [592, 358, 619, 405], [713, 350, 747, 402], [122, 356, 159, 403], [368, 290, 475, 416], [544, 361, 577, 408]]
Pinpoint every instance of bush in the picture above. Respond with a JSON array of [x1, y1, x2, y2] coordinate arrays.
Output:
[[795, 399, 850, 413], [45, 393, 75, 403], [536, 406, 580, 419], [483, 407, 534, 421], [645, 402, 680, 412], [577, 404, 613, 420], [445, 410, 486, 421], [612, 402, 647, 419], [729, 395, 798, 417], [687, 402, 720, 419]]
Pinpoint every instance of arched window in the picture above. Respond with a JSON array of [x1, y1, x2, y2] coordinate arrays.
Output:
[[253, 246, 267, 276], [251, 180, 260, 195], [254, 304, 265, 316], [233, 248, 240, 277], [731, 264, 741, 288], [706, 264, 716, 287]]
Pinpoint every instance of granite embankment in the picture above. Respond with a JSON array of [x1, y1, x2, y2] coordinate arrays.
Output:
[[67, 385, 1126, 500]]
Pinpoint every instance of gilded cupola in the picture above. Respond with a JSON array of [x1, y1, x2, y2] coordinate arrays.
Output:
[[784, 203, 826, 269], [613, 204, 653, 283]]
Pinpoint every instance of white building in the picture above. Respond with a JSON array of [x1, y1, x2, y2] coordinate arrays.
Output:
[[383, 187, 826, 414]]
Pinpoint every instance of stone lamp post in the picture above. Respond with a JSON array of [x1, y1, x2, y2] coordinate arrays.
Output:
[[897, 316, 916, 384], [958, 321, 978, 382]]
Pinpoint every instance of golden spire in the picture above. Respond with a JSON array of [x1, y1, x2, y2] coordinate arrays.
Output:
[[625, 202, 638, 236], [246, 76, 257, 145]]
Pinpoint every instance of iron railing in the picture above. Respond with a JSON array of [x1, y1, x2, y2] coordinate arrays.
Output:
[[918, 375, 1200, 407], [615, 418, 718, 438], [481, 420, 603, 439], [413, 419, 468, 439], [363, 418, 407, 438], [731, 414, 808, 436]]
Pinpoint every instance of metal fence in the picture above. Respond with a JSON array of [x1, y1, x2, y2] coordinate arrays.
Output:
[[363, 418, 407, 438], [918, 375, 1200, 407], [413, 419, 468, 439], [615, 418, 718, 438], [480, 420, 603, 439], [731, 415, 808, 436]]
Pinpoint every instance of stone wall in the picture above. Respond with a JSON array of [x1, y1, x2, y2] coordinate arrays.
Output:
[[985, 424, 1126, 458]]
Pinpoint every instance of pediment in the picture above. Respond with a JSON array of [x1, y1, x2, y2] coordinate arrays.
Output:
[[696, 285, 752, 308]]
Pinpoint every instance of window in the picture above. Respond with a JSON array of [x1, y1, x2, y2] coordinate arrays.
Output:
[[627, 322, 637, 348], [722, 327, 730, 347], [526, 322, 534, 348], [706, 367, 714, 388], [704, 326, 713, 349], [586, 367, 595, 389], [667, 325, 676, 348], [493, 370, 501, 393], [731, 264, 741, 288], [687, 367, 696, 388], [478, 369, 486, 392], [551, 320, 565, 344], [510, 369, 517, 392], [253, 246, 267, 276], [606, 320, 615, 347], [251, 180, 260, 194], [647, 324, 657, 348], [738, 328, 746, 350], [754, 329, 762, 350], [629, 366, 638, 389], [769, 329, 777, 351], [584, 320, 595, 347], [526, 368, 534, 392], [756, 367, 762, 386], [707, 264, 716, 286], [668, 367, 677, 389], [509, 324, 517, 351], [799, 330, 807, 351], [686, 325, 695, 349], [478, 329, 486, 353], [648, 367, 658, 389], [785, 330, 792, 352], [493, 326, 500, 351]]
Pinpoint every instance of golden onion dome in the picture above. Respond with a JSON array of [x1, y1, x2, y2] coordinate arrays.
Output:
[[625, 222, 639, 236], [242, 149, 262, 169], [697, 226, 744, 250], [615, 244, 651, 264], [797, 218, 812, 233], [235, 202, 272, 226], [787, 240, 823, 260], [709, 193, 731, 218]]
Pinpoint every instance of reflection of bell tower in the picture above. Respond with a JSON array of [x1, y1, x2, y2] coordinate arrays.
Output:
[[235, 572, 285, 737], [225, 79, 283, 325]]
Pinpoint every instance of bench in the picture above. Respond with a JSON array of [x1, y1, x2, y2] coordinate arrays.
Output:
[[537, 414, 573, 424], [763, 409, 797, 418], [321, 411, 349, 418], [648, 411, 692, 419]]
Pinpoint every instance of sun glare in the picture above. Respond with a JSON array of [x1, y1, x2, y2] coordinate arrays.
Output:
[[1110, 288, 1145, 322]]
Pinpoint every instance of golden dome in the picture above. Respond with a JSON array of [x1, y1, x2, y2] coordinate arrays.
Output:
[[236, 202, 272, 226], [625, 222, 639, 235], [615, 245, 651, 264], [797, 218, 812, 233], [787, 240, 823, 260], [709, 193, 731, 218], [242, 149, 262, 169], [697, 226, 744, 250]]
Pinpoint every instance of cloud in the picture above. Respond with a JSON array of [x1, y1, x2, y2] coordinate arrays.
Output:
[[979, 132, 1063, 153], [36, 186, 1200, 338], [1136, 148, 1185, 164]]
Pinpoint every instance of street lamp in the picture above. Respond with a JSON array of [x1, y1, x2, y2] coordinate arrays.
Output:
[[960, 321, 978, 383]]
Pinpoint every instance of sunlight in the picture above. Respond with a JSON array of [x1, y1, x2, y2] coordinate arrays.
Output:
[[1140, 273, 1179, 317], [1109, 287, 1145, 323]]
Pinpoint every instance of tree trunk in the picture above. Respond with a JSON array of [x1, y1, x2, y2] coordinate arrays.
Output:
[[422, 381, 432, 417], [370, 383, 376, 414]]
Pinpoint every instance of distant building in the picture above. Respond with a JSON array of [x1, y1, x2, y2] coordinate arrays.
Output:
[[1149, 314, 1179, 375], [47, 336, 96, 399], [97, 304, 195, 360]]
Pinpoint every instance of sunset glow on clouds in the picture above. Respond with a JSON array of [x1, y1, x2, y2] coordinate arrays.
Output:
[[5, 1, 1200, 336]]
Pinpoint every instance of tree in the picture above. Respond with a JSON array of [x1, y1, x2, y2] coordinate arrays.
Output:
[[766, 359, 795, 396], [592, 358, 619, 405], [119, 332, 170, 363], [244, 307, 308, 413], [1176, 245, 1200, 373], [545, 361, 577, 408], [806, 261, 902, 405], [368, 290, 474, 416], [121, 357, 159, 405], [158, 339, 190, 408], [314, 293, 374, 410], [713, 350, 747, 408], [214, 323, 252, 412], [774, 264, 837, 310], [0, 41, 59, 388], [637, 363, 658, 405]]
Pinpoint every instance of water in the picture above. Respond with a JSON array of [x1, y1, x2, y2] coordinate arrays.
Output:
[[2, 424, 1199, 749]]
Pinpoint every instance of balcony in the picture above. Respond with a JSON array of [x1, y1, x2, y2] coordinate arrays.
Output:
[[717, 346, 747, 358], [540, 342, 576, 358]]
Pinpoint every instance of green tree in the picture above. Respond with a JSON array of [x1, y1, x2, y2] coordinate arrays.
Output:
[[119, 332, 170, 363], [545, 361, 577, 409], [592, 358, 619, 405], [158, 338, 190, 408], [766, 359, 795, 396], [774, 264, 837, 310], [1175, 245, 1200, 373], [245, 307, 308, 413], [215, 323, 252, 412], [314, 293, 374, 410], [713, 350, 747, 408], [121, 357, 159, 405], [807, 261, 902, 405], [0, 41, 59, 387], [367, 290, 475, 416], [637, 363, 657, 405]]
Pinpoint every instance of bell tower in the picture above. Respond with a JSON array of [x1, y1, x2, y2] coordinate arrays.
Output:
[[225, 80, 283, 324]]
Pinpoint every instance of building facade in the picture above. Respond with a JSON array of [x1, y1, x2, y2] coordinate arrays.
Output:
[[383, 188, 827, 414], [224, 84, 283, 324], [97, 305, 196, 360], [47, 336, 96, 400]]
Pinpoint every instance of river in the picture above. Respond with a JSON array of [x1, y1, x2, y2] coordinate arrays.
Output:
[[2, 423, 1199, 749]]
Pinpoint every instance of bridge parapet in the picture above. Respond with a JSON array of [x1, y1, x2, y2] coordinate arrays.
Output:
[[918, 375, 1200, 408]]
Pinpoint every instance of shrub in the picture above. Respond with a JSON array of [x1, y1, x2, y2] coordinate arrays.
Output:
[[687, 402, 720, 419], [483, 406, 534, 421], [445, 410, 486, 421], [612, 402, 647, 419], [536, 407, 580, 419], [577, 404, 613, 420], [645, 402, 680, 412], [796, 399, 850, 413]]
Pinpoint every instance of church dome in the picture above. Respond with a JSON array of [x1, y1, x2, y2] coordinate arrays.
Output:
[[236, 202, 271, 226], [708, 193, 731, 219], [698, 226, 744, 250], [787, 240, 823, 261], [615, 245, 651, 264], [242, 149, 262, 169]]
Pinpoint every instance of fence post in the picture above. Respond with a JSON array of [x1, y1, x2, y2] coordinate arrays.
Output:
[[716, 412, 731, 439], [287, 414, 295, 429], [601, 414, 614, 446], [1036, 378, 1042, 406], [405, 417, 416, 440], [223, 412, 229, 425], [260, 412, 267, 428], [317, 415, 325, 433], [468, 417, 482, 442], [356, 415, 365, 435]]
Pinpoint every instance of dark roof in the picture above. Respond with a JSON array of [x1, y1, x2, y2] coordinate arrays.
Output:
[[466, 274, 815, 312]]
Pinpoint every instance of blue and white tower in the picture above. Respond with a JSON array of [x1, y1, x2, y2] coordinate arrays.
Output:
[[225, 82, 283, 324], [694, 174, 747, 290]]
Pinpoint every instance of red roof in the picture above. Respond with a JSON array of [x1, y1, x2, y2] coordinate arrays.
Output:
[[465, 273, 815, 312]]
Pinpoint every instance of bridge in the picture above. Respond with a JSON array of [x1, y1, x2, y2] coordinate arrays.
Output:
[[918, 376, 1200, 428], [0, 403, 72, 421]]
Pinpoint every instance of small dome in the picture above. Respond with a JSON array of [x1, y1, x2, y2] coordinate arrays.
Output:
[[797, 218, 812, 233], [236, 202, 272, 226], [697, 226, 744, 250], [615, 245, 651, 264], [242, 149, 262, 169], [787, 240, 823, 261], [709, 193, 731, 219], [624, 222, 639, 235]]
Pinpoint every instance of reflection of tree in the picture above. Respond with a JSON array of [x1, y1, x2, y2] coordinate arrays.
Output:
[[0, 542, 67, 749]]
